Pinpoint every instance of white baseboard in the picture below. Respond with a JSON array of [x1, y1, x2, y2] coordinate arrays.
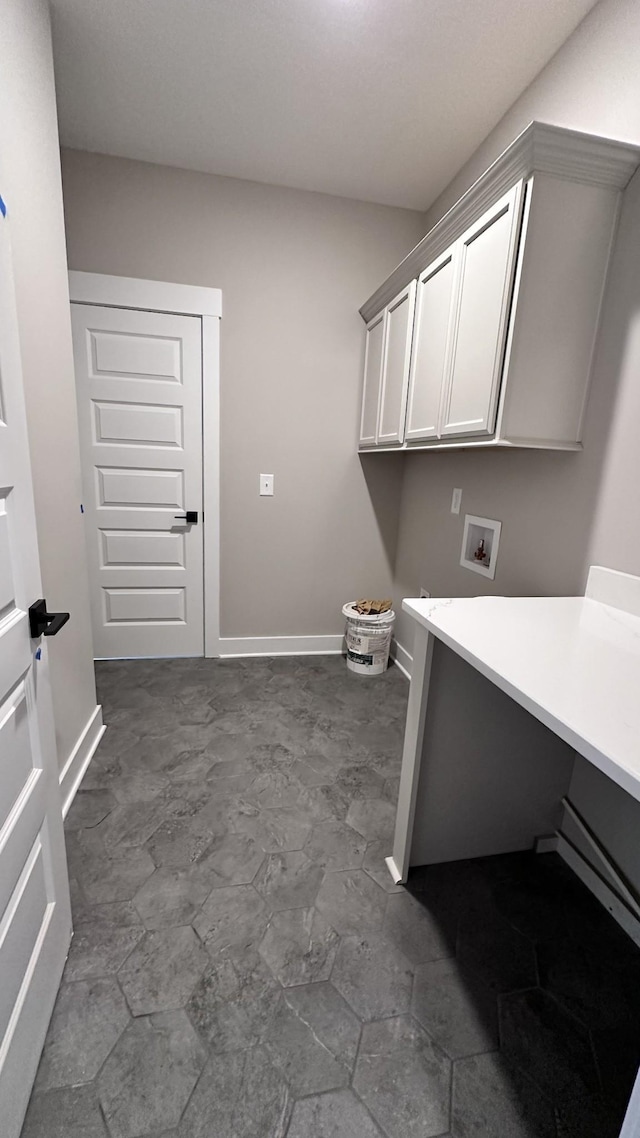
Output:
[[390, 639, 413, 680], [59, 705, 106, 819], [556, 832, 640, 948], [218, 634, 344, 658], [218, 634, 415, 676]]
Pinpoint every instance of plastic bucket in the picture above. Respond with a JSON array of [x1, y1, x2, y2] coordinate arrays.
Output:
[[342, 602, 395, 676]]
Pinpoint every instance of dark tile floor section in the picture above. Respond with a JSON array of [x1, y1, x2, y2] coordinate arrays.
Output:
[[21, 656, 640, 1138]]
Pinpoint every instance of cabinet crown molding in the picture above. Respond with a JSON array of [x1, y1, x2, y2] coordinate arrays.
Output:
[[360, 121, 640, 324]]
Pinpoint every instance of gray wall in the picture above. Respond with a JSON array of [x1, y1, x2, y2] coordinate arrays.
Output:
[[60, 150, 424, 639], [1, 0, 97, 771], [393, 0, 640, 888]]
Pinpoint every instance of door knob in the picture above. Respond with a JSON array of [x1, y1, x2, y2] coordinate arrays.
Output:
[[174, 511, 198, 524], [28, 599, 70, 638]]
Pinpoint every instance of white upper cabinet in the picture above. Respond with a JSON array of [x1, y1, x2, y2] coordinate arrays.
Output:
[[405, 249, 456, 442], [359, 281, 416, 448], [377, 281, 416, 445], [440, 184, 522, 438], [359, 310, 385, 447], [357, 122, 640, 453]]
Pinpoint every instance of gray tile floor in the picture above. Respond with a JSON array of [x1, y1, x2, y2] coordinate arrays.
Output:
[[21, 656, 640, 1138]]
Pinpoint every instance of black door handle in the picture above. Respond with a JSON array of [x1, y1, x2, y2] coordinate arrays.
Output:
[[174, 511, 198, 524], [28, 599, 70, 638]]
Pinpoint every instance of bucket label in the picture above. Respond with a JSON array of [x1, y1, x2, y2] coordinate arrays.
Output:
[[344, 611, 393, 672], [347, 632, 390, 653]]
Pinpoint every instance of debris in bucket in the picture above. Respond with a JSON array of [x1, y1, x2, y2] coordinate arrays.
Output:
[[354, 598, 392, 615]]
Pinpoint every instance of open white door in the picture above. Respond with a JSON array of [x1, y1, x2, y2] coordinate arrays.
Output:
[[0, 206, 72, 1135], [71, 303, 204, 659]]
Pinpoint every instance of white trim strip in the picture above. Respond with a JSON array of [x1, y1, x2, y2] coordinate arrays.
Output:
[[218, 634, 344, 658], [390, 624, 434, 883], [390, 639, 413, 679], [384, 856, 403, 885], [58, 705, 105, 818], [68, 271, 222, 318], [556, 832, 640, 949], [561, 796, 640, 919], [202, 315, 221, 657], [620, 1068, 640, 1138], [219, 633, 418, 664]]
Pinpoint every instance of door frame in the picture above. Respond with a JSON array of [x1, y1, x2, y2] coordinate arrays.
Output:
[[68, 271, 222, 657]]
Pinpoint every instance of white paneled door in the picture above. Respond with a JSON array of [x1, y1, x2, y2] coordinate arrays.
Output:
[[71, 304, 204, 658], [0, 210, 72, 1135]]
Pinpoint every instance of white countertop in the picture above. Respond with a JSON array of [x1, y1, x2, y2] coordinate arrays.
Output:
[[403, 593, 640, 803]]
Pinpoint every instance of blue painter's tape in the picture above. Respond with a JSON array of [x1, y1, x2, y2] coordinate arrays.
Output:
[[35, 647, 42, 660], [0, 195, 6, 218]]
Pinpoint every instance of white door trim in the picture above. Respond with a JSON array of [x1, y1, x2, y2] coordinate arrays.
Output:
[[68, 271, 221, 657], [68, 271, 222, 318]]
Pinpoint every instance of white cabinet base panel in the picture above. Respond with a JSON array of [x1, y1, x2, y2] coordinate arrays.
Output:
[[408, 640, 574, 867]]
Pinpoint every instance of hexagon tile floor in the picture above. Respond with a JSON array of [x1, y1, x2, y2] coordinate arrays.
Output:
[[21, 656, 640, 1138]]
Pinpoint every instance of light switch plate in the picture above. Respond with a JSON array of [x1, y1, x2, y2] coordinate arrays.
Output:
[[260, 474, 274, 496], [451, 488, 462, 515]]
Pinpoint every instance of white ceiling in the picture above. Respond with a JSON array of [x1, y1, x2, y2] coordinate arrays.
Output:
[[50, 0, 600, 211]]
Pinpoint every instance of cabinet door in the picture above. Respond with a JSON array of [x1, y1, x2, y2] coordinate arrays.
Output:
[[405, 250, 456, 441], [359, 310, 386, 447], [440, 183, 523, 438], [377, 280, 416, 445]]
